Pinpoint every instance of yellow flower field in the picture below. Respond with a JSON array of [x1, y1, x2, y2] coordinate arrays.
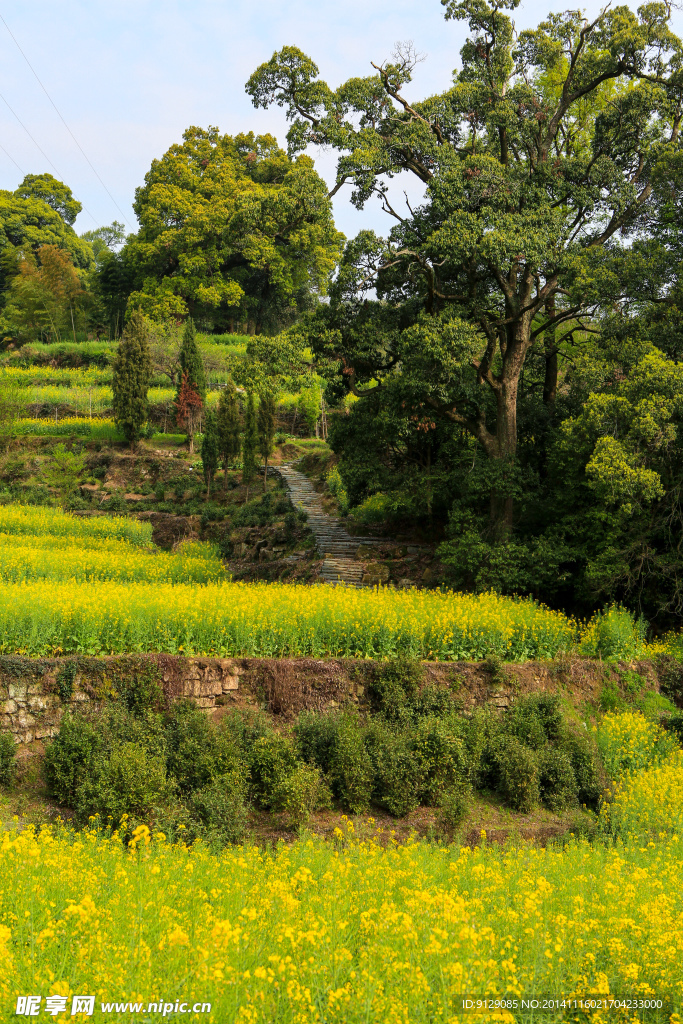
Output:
[[0, 818, 680, 1023], [0, 579, 579, 659], [0, 506, 225, 587]]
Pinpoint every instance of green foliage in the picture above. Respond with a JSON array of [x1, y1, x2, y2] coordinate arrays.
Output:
[[0, 732, 16, 788], [297, 386, 320, 437], [201, 409, 220, 497], [177, 319, 206, 402], [257, 392, 276, 474], [56, 661, 77, 703], [366, 721, 425, 817], [112, 309, 152, 445], [41, 444, 87, 503], [538, 748, 578, 813], [412, 717, 470, 805], [328, 713, 374, 814], [326, 466, 349, 515], [78, 742, 170, 823], [216, 384, 242, 480], [242, 392, 257, 487], [271, 763, 331, 828], [189, 774, 249, 845], [580, 607, 649, 661], [248, 733, 299, 810], [436, 783, 471, 840], [44, 713, 105, 809], [494, 736, 540, 813], [122, 127, 343, 332], [504, 694, 563, 751], [560, 732, 603, 811], [165, 700, 245, 797], [366, 657, 422, 724]]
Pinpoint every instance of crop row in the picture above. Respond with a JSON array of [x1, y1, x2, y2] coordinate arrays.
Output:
[[0, 578, 663, 660]]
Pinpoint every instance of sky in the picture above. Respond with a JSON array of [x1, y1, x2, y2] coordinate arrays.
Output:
[[1, 0, 681, 243]]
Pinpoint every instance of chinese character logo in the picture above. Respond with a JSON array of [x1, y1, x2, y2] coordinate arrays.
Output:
[[71, 996, 95, 1016]]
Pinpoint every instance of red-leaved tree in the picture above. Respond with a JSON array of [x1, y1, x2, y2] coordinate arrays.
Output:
[[175, 370, 203, 453]]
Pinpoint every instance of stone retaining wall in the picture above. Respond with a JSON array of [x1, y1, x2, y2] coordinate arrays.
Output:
[[0, 653, 662, 746]]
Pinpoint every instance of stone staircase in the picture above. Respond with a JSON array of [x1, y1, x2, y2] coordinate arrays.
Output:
[[278, 465, 375, 586]]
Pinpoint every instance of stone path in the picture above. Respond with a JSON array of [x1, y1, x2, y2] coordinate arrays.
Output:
[[278, 465, 375, 586]]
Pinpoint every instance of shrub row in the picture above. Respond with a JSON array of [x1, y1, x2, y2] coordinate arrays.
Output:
[[37, 663, 605, 845]]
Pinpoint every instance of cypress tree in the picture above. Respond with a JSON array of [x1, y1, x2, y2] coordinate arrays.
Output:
[[201, 409, 220, 499], [176, 318, 206, 402], [216, 382, 242, 493], [257, 391, 276, 488], [242, 392, 257, 499], [112, 308, 152, 447]]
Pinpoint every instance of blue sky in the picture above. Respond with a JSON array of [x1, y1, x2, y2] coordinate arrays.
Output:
[[1, 0, 681, 242]]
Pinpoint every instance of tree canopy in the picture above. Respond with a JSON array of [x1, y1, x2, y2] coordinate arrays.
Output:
[[248, 0, 683, 532], [119, 126, 344, 333]]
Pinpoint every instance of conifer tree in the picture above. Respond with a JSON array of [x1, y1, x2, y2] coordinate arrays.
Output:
[[216, 382, 242, 493], [242, 392, 257, 499], [257, 391, 276, 488], [201, 409, 220, 499], [112, 308, 152, 447], [176, 318, 206, 402], [175, 371, 203, 453]]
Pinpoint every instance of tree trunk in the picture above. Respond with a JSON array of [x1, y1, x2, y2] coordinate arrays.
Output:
[[543, 295, 558, 406], [263, 456, 268, 489], [487, 325, 526, 538]]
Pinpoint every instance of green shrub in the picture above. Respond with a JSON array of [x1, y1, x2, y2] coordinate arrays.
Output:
[[464, 709, 502, 790], [352, 492, 393, 526], [294, 712, 339, 774], [248, 734, 299, 810], [366, 723, 425, 817], [272, 763, 331, 828], [329, 714, 374, 814], [413, 685, 457, 719], [367, 657, 422, 723], [189, 773, 248, 845], [77, 743, 170, 823], [561, 733, 603, 810], [436, 783, 471, 840], [599, 683, 626, 712], [538, 747, 577, 813], [412, 717, 470, 806], [495, 736, 539, 812], [505, 693, 563, 749], [0, 732, 16, 788], [580, 605, 648, 660], [44, 713, 104, 806], [164, 701, 244, 795], [664, 711, 683, 745]]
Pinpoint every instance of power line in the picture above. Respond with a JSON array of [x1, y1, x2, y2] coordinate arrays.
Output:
[[0, 88, 61, 176], [0, 140, 23, 175], [0, 12, 133, 231], [0, 87, 98, 225]]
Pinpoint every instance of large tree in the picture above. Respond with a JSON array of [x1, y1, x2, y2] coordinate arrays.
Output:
[[121, 127, 344, 333], [248, 0, 683, 532]]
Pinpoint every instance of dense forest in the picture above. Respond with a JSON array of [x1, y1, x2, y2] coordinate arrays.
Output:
[[3, 0, 683, 629]]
